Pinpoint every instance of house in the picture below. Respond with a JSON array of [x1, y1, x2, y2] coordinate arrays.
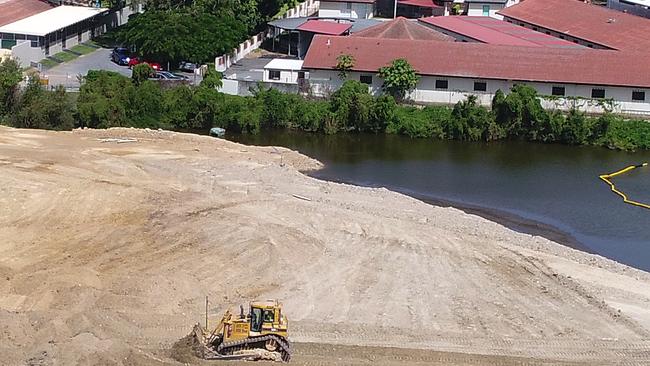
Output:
[[440, 0, 519, 18], [464, 0, 519, 19], [608, 0, 650, 19], [0, 5, 108, 66], [499, 0, 650, 51], [263, 59, 306, 84], [318, 0, 376, 19], [301, 34, 650, 115], [396, 0, 445, 18]]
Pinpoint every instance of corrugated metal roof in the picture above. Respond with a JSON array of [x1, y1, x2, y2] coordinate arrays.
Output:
[[420, 16, 584, 48], [0, 0, 53, 27], [498, 0, 650, 51], [297, 20, 352, 35], [264, 59, 304, 70], [398, 0, 441, 8], [0, 5, 107, 36], [303, 34, 650, 88]]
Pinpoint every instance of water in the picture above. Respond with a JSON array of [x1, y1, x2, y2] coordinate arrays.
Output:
[[227, 131, 650, 271]]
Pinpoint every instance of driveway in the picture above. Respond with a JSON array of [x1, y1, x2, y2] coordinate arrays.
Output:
[[43, 48, 131, 89], [43, 48, 202, 89]]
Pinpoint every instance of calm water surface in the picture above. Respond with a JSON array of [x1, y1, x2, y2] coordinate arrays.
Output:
[[228, 131, 650, 271]]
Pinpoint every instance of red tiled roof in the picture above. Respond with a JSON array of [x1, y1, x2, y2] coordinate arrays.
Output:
[[297, 20, 352, 35], [398, 0, 441, 8], [352, 17, 454, 41], [0, 0, 53, 27], [302, 35, 650, 88], [419, 16, 583, 48], [321, 0, 375, 3], [498, 0, 650, 51]]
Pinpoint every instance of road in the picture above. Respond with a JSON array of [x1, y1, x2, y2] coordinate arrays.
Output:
[[42, 48, 201, 89]]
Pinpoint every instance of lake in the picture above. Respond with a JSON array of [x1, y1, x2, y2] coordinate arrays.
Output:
[[228, 131, 650, 272]]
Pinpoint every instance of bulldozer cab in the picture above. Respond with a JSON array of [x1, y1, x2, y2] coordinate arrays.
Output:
[[249, 300, 283, 334]]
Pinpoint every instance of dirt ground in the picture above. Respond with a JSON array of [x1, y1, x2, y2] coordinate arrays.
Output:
[[1, 126, 650, 366]]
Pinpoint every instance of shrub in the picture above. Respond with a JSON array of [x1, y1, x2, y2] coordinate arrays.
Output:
[[0, 58, 22, 120], [378, 59, 419, 101], [132, 63, 155, 86], [11, 78, 74, 130]]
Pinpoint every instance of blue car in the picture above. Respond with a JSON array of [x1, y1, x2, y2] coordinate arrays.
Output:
[[111, 47, 131, 66]]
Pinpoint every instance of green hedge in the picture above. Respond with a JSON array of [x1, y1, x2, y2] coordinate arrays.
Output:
[[3, 66, 650, 151]]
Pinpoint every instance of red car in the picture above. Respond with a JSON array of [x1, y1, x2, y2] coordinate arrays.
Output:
[[128, 58, 162, 71]]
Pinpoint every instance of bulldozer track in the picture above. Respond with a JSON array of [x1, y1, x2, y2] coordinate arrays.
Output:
[[217, 334, 292, 362]]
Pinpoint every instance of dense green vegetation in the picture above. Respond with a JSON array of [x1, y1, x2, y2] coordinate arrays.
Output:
[[1, 58, 649, 151], [116, 0, 304, 65]]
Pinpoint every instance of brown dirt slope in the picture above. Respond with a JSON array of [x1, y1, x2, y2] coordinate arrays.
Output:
[[1, 126, 649, 366]]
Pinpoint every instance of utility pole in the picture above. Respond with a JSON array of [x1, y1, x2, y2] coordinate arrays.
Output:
[[394, 0, 398, 18]]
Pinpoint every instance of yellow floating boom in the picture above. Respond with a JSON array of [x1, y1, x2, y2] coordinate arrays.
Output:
[[599, 162, 650, 210]]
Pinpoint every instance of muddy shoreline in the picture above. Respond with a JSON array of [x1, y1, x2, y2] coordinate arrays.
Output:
[[308, 173, 591, 254]]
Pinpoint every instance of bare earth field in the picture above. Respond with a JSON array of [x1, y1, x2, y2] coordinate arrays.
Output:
[[1, 126, 650, 366]]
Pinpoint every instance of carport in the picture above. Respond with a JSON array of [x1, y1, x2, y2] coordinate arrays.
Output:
[[267, 17, 380, 59]]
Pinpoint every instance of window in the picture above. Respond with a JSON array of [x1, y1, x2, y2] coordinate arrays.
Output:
[[250, 307, 263, 332], [632, 91, 646, 102], [474, 81, 487, 92], [545, 31, 551, 35], [533, 27, 539, 31], [268, 70, 281, 80], [298, 71, 306, 80], [263, 310, 275, 323], [482, 5, 490, 16], [552, 86, 565, 96], [591, 88, 606, 99], [360, 74, 372, 85], [435, 79, 448, 89]]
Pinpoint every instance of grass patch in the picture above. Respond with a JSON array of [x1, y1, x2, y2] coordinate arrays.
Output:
[[53, 51, 78, 62], [70, 44, 97, 55], [39, 58, 59, 69]]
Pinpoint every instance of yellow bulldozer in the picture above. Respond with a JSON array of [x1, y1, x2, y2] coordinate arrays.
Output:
[[192, 300, 292, 362]]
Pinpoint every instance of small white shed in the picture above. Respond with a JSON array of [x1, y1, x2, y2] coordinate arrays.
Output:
[[263, 59, 305, 84]]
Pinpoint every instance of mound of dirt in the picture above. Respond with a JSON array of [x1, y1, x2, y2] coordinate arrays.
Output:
[[1, 126, 650, 365]]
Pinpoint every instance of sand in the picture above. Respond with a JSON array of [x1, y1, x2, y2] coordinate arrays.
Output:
[[1, 126, 649, 366]]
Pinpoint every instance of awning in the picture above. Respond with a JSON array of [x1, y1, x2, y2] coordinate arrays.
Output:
[[296, 20, 352, 35], [398, 0, 442, 8]]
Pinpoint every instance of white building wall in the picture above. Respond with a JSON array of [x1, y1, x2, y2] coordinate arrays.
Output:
[[467, 3, 506, 19], [263, 69, 305, 84], [11, 41, 45, 67], [318, 1, 373, 19], [306, 69, 650, 115]]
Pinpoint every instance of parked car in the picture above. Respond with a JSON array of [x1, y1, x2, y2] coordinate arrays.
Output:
[[111, 47, 132, 66], [178, 61, 198, 73], [128, 58, 162, 71], [152, 71, 188, 80]]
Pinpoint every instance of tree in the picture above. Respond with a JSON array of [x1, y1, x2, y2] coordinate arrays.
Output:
[[0, 58, 22, 120], [131, 63, 155, 86], [118, 10, 246, 65], [335, 54, 355, 80], [378, 58, 419, 101], [200, 64, 223, 89], [77, 71, 133, 128]]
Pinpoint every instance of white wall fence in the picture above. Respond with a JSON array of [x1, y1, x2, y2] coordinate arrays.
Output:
[[219, 79, 300, 97], [215, 0, 320, 72]]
